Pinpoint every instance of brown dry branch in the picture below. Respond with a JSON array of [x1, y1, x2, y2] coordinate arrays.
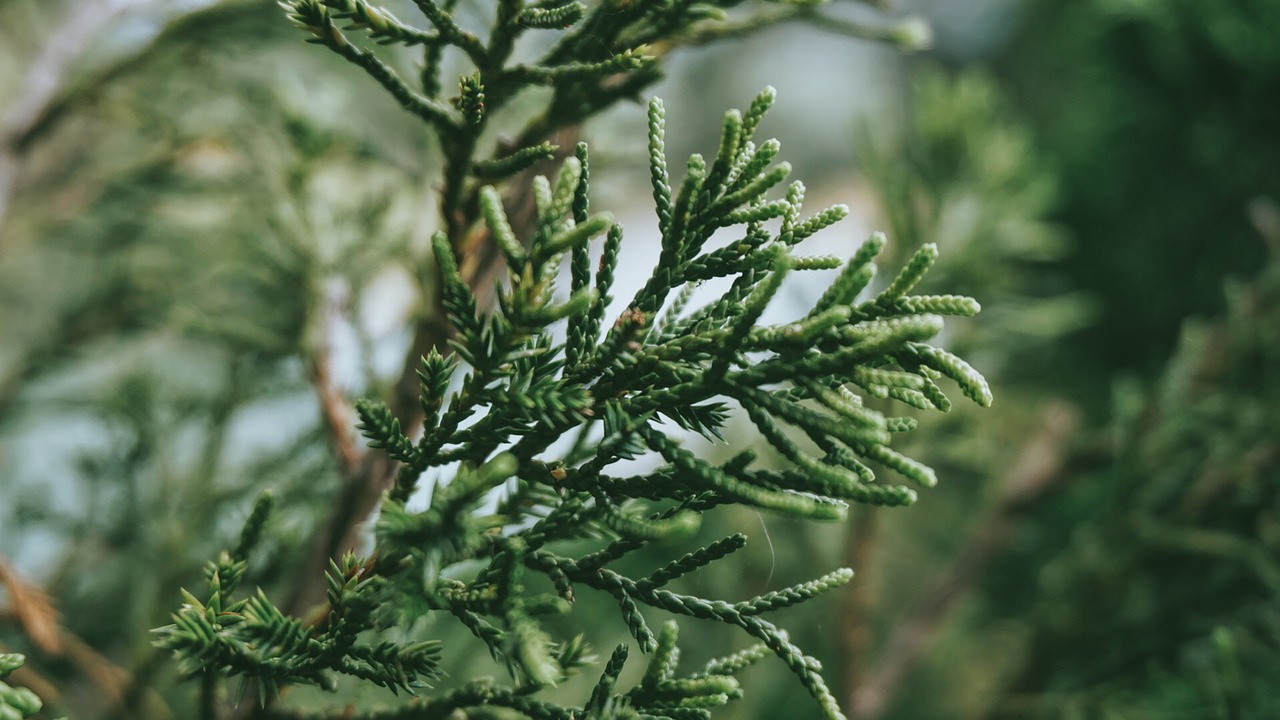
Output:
[[0, 557, 62, 656], [0, 555, 174, 719]]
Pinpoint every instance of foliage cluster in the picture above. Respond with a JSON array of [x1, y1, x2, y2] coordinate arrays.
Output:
[[0, 654, 46, 720], [970, 239, 1280, 719], [1000, 0, 1280, 378], [0, 3, 936, 718], [857, 68, 1092, 367], [156, 71, 991, 715], [3, 0, 1276, 718], [81, 1, 995, 719], [890, 2, 1280, 716]]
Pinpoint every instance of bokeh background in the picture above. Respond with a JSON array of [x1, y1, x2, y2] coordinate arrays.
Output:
[[2, 0, 1278, 718]]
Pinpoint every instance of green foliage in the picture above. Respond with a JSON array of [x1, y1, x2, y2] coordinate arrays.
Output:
[[158, 75, 989, 717], [1000, 0, 1280, 376], [274, 0, 675, 236], [987, 244, 1280, 718], [857, 67, 1092, 367], [0, 654, 47, 720]]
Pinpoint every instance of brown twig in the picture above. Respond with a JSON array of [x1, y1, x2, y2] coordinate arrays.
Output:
[[841, 504, 880, 707], [0, 557, 62, 656], [0, 0, 144, 231], [309, 283, 361, 477], [0, 555, 175, 719], [849, 402, 1081, 720]]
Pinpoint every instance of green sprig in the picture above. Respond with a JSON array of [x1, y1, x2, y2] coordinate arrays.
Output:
[[163, 85, 989, 720]]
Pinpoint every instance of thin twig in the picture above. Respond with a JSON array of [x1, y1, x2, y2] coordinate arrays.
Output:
[[200, 670, 219, 720], [0, 557, 62, 655], [677, 7, 907, 48]]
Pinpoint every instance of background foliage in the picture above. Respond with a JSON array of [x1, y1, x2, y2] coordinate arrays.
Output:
[[1, 0, 1277, 718]]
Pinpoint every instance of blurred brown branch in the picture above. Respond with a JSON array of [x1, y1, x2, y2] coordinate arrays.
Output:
[[849, 402, 1082, 720], [0, 555, 174, 719], [1, 0, 142, 231], [0, 0, 260, 235]]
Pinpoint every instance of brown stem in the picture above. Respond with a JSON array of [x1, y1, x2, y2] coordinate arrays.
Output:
[[850, 402, 1080, 720], [842, 505, 879, 711], [309, 286, 361, 476], [0, 556, 175, 719]]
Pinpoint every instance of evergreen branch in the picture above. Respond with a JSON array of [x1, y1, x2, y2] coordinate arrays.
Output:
[[891, 294, 982, 317], [455, 72, 485, 126], [233, 492, 276, 563], [642, 425, 850, 519], [584, 222, 623, 355], [518, 2, 587, 29], [639, 621, 681, 692], [637, 534, 748, 590], [508, 48, 653, 85], [409, 0, 488, 65], [700, 643, 770, 677], [162, 81, 989, 720], [703, 109, 744, 200], [648, 97, 674, 234], [811, 232, 884, 314], [566, 143, 595, 371], [355, 399, 423, 467], [734, 568, 854, 616], [267, 681, 577, 719], [431, 231, 486, 357], [480, 185, 526, 268], [884, 416, 918, 433], [791, 203, 850, 243], [0, 654, 45, 718], [525, 551, 847, 719], [906, 342, 994, 407], [857, 441, 938, 488], [320, 0, 439, 45], [866, 242, 938, 309], [585, 644, 628, 717], [665, 153, 707, 259], [280, 1, 459, 130], [417, 349, 456, 432], [474, 141, 560, 180]]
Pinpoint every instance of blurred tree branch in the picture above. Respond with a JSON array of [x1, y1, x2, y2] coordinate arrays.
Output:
[[1, 0, 142, 231], [1, 555, 174, 719], [849, 402, 1082, 720], [0, 0, 258, 235]]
